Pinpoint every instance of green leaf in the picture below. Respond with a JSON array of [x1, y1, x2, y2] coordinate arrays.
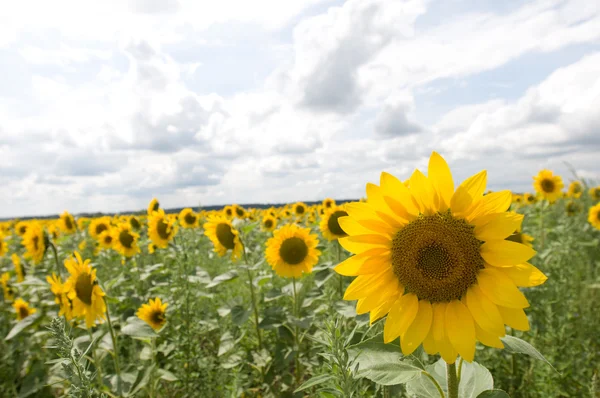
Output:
[[206, 270, 238, 288], [157, 368, 178, 381], [457, 360, 494, 398], [500, 335, 556, 371], [218, 331, 235, 356], [477, 390, 510, 398], [231, 305, 250, 326], [121, 317, 158, 339], [5, 313, 42, 340], [294, 374, 335, 393]]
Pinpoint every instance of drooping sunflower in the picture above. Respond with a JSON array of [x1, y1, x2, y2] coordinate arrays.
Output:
[[293, 202, 307, 217], [320, 205, 349, 241], [1, 272, 15, 302], [262, 215, 277, 232], [15, 221, 28, 237], [233, 204, 247, 219], [148, 209, 177, 249], [265, 224, 321, 278], [335, 152, 545, 363], [567, 181, 583, 198], [64, 252, 106, 328], [204, 216, 243, 261], [588, 203, 600, 230], [533, 170, 564, 202], [12, 254, 25, 282], [89, 217, 111, 240], [147, 198, 160, 215], [47, 273, 74, 320], [59, 211, 77, 234], [589, 186, 600, 201], [323, 198, 336, 210], [13, 298, 36, 320], [22, 222, 47, 264], [179, 208, 198, 229], [129, 216, 142, 230], [112, 223, 140, 257], [523, 193, 536, 205], [137, 297, 168, 331], [98, 229, 115, 250]]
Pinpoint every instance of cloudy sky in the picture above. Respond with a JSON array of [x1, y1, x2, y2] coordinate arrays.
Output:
[[1, 0, 599, 218]]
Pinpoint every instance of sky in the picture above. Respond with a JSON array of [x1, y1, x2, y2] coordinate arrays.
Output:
[[0, 0, 599, 218]]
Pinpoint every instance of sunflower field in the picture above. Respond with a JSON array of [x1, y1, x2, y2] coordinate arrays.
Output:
[[1, 153, 599, 398]]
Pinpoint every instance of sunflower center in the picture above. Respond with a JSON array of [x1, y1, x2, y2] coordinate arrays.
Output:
[[236, 208, 244, 217], [296, 206, 305, 215], [152, 201, 159, 212], [327, 211, 348, 236], [279, 237, 308, 265], [184, 213, 196, 225], [597, 211, 600, 222], [33, 236, 39, 251], [19, 306, 29, 319], [130, 217, 141, 229], [19, 226, 27, 234], [65, 217, 73, 230], [391, 211, 483, 302], [216, 223, 235, 250], [150, 310, 166, 326], [156, 219, 171, 240], [75, 273, 94, 305], [264, 219, 273, 228], [119, 230, 134, 249], [96, 223, 108, 235], [541, 179, 555, 193], [104, 235, 113, 244]]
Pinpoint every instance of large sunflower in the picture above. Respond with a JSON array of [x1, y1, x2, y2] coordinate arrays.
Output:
[[203, 216, 243, 261], [261, 215, 277, 232], [112, 223, 140, 257], [588, 203, 600, 230], [64, 252, 106, 328], [89, 217, 111, 240], [13, 298, 36, 321], [334, 152, 546, 363], [178, 208, 198, 229], [59, 211, 77, 234], [567, 181, 583, 198], [148, 209, 177, 249], [47, 273, 74, 320], [22, 222, 46, 264], [137, 297, 168, 331], [265, 224, 321, 278], [320, 205, 349, 241], [533, 170, 564, 202], [147, 198, 160, 215], [1, 272, 15, 302]]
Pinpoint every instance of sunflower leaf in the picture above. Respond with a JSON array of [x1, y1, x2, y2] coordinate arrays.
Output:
[[500, 335, 557, 372], [206, 271, 239, 288], [121, 317, 158, 339], [5, 313, 42, 341], [294, 374, 335, 393], [477, 390, 510, 398]]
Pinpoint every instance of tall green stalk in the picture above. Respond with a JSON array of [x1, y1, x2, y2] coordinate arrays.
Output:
[[292, 277, 301, 386], [446, 361, 458, 398], [104, 297, 122, 396], [240, 236, 263, 350]]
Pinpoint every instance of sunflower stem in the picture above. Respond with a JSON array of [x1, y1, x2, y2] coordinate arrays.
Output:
[[240, 237, 263, 350], [446, 361, 459, 398], [336, 240, 343, 297], [104, 297, 122, 397], [49, 242, 61, 278], [150, 337, 156, 398], [539, 201, 546, 249], [292, 277, 301, 386], [88, 329, 103, 388]]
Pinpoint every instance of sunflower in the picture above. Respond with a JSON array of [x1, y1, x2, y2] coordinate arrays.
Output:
[[112, 223, 140, 257], [1, 272, 15, 302], [147, 198, 160, 215], [89, 217, 111, 240], [12, 254, 24, 282], [59, 211, 77, 234], [98, 229, 115, 250], [334, 152, 545, 363], [47, 223, 60, 240], [179, 208, 198, 229], [148, 243, 157, 254], [565, 200, 581, 216], [523, 193, 536, 205], [511, 194, 523, 205], [265, 224, 321, 278], [64, 252, 106, 328], [323, 198, 336, 210], [320, 205, 349, 241], [22, 222, 47, 264], [233, 204, 247, 219], [13, 298, 36, 320], [589, 186, 600, 201], [47, 273, 74, 320], [293, 202, 307, 217], [148, 209, 177, 249], [533, 170, 564, 202], [137, 297, 168, 331], [0, 236, 7, 257], [15, 221, 28, 237], [223, 205, 234, 219], [588, 203, 600, 230], [129, 216, 142, 230], [567, 181, 583, 198], [262, 215, 277, 232], [203, 216, 243, 261]]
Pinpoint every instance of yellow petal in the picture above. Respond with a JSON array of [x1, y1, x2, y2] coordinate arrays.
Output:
[[465, 285, 505, 336], [480, 240, 536, 267], [474, 212, 523, 241], [498, 263, 547, 287], [409, 170, 436, 214], [339, 234, 389, 254], [477, 267, 530, 309], [356, 219, 398, 236], [400, 299, 433, 355], [383, 293, 419, 343], [445, 300, 476, 362], [422, 328, 438, 355], [380, 172, 420, 216], [428, 151, 454, 210], [366, 183, 406, 228], [450, 185, 474, 215], [466, 190, 513, 221], [497, 306, 530, 331], [344, 271, 386, 300], [474, 322, 504, 348], [460, 170, 487, 199], [370, 297, 397, 324], [356, 281, 400, 314], [334, 249, 390, 276]]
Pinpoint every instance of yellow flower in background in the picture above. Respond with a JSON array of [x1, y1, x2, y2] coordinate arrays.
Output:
[[147, 198, 160, 215], [46, 273, 74, 320], [590, 186, 600, 201], [12, 254, 24, 283], [323, 198, 336, 210], [22, 222, 46, 264], [13, 298, 36, 321], [129, 216, 142, 230], [523, 193, 536, 205], [89, 217, 111, 240], [533, 170, 564, 202], [148, 209, 177, 249], [320, 205, 349, 241], [233, 204, 247, 219], [223, 205, 234, 219], [59, 211, 77, 234], [98, 229, 115, 250], [565, 200, 582, 216], [567, 181, 583, 198], [15, 221, 28, 237], [148, 243, 157, 254], [77, 217, 89, 231], [64, 252, 106, 328], [588, 203, 600, 230], [204, 216, 243, 261], [47, 223, 60, 240], [179, 208, 198, 229], [293, 202, 307, 217], [112, 223, 140, 257], [1, 272, 15, 302], [265, 224, 321, 278], [0, 236, 7, 257], [511, 194, 523, 205], [334, 152, 545, 364], [137, 297, 168, 331], [261, 215, 277, 232]]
